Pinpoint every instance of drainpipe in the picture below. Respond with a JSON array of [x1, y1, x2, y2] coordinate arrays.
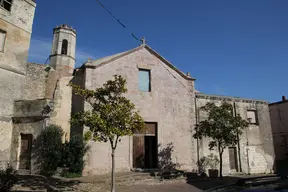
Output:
[[194, 97, 200, 173], [246, 118, 251, 174], [233, 102, 242, 172]]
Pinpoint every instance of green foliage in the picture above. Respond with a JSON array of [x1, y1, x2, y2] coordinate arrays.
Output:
[[71, 75, 145, 149], [206, 153, 220, 170], [0, 164, 17, 191], [84, 131, 92, 142], [193, 102, 248, 178], [194, 102, 248, 152], [33, 125, 63, 176], [60, 171, 82, 178], [197, 156, 209, 174], [197, 154, 220, 173], [61, 134, 89, 175]]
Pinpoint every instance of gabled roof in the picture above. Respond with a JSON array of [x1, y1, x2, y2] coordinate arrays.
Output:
[[82, 44, 195, 81]]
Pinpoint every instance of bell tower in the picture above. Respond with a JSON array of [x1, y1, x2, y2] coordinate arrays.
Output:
[[49, 24, 76, 75]]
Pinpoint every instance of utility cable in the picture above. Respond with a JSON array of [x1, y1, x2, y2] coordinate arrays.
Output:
[[95, 0, 140, 42]]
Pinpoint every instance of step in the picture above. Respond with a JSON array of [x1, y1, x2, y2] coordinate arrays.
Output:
[[17, 169, 31, 175]]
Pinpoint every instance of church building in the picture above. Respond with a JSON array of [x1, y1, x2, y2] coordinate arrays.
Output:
[[0, 0, 275, 176]]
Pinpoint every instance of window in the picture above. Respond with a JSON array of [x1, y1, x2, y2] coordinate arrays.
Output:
[[247, 110, 258, 124], [138, 69, 151, 92], [0, 0, 12, 12], [0, 30, 6, 52], [61, 39, 68, 55]]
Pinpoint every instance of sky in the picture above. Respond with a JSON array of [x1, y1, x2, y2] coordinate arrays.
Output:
[[28, 0, 288, 102]]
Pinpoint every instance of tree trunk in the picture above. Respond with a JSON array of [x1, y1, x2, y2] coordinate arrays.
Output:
[[218, 144, 223, 180], [219, 152, 223, 179], [111, 148, 116, 192]]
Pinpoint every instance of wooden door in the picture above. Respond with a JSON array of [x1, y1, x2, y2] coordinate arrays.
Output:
[[228, 147, 238, 171], [19, 134, 32, 170], [133, 136, 145, 168]]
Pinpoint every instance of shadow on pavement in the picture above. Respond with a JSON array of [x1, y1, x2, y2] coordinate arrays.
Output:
[[185, 173, 240, 191], [11, 175, 80, 192]]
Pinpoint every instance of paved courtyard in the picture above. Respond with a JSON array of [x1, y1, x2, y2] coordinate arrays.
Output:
[[117, 183, 202, 192]]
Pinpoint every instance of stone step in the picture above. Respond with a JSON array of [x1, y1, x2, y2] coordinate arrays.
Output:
[[91, 172, 154, 184], [17, 169, 31, 175]]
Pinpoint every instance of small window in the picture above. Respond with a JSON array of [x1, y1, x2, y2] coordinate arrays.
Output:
[[0, 0, 13, 12], [0, 30, 6, 52], [247, 110, 258, 124], [138, 69, 151, 92], [61, 39, 68, 55]]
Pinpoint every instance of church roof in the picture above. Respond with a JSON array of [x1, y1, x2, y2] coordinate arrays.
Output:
[[83, 44, 195, 81]]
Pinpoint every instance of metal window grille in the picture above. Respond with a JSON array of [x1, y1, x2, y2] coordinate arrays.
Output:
[[0, 0, 13, 11]]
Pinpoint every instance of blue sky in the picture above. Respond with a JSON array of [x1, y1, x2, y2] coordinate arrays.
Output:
[[28, 0, 288, 102]]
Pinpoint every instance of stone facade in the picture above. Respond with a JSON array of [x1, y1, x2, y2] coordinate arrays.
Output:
[[6, 23, 76, 171], [81, 46, 197, 175], [196, 93, 274, 174], [0, 2, 275, 175], [71, 46, 274, 175], [269, 96, 288, 173], [0, 0, 36, 168]]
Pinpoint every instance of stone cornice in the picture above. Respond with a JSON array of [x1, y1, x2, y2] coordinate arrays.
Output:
[[195, 93, 268, 104]]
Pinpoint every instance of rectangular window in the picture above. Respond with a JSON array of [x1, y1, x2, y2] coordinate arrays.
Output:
[[138, 69, 151, 92], [0, 30, 6, 52], [247, 110, 258, 124], [0, 0, 13, 12]]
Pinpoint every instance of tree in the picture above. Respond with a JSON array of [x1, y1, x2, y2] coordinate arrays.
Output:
[[33, 124, 63, 176], [71, 75, 145, 192], [61, 134, 90, 177], [193, 102, 249, 179]]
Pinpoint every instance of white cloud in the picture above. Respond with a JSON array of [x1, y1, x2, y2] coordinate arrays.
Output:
[[28, 37, 100, 67]]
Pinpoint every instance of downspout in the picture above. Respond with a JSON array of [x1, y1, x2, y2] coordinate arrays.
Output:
[[194, 97, 200, 173], [233, 102, 242, 172], [245, 126, 250, 174], [246, 115, 251, 174]]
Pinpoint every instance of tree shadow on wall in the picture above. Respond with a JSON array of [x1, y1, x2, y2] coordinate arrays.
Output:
[[158, 142, 180, 170]]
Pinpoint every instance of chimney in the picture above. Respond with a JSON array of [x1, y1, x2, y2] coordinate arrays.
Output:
[[282, 96, 286, 101]]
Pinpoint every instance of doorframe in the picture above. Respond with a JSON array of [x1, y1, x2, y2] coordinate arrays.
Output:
[[131, 122, 158, 170]]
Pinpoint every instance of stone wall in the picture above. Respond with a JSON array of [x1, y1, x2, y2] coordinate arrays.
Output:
[[0, 0, 36, 168], [11, 120, 46, 173], [10, 98, 52, 170], [71, 68, 85, 135], [0, 0, 36, 34], [269, 100, 288, 173], [49, 76, 73, 141], [269, 101, 288, 161], [22, 63, 49, 100], [195, 93, 275, 174], [81, 47, 197, 175]]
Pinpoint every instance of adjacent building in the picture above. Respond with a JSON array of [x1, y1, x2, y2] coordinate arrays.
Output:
[[0, 0, 275, 176], [269, 96, 288, 173], [0, 0, 36, 169]]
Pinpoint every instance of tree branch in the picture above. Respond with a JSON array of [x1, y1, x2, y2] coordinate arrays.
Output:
[[113, 135, 120, 150], [109, 137, 114, 149]]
